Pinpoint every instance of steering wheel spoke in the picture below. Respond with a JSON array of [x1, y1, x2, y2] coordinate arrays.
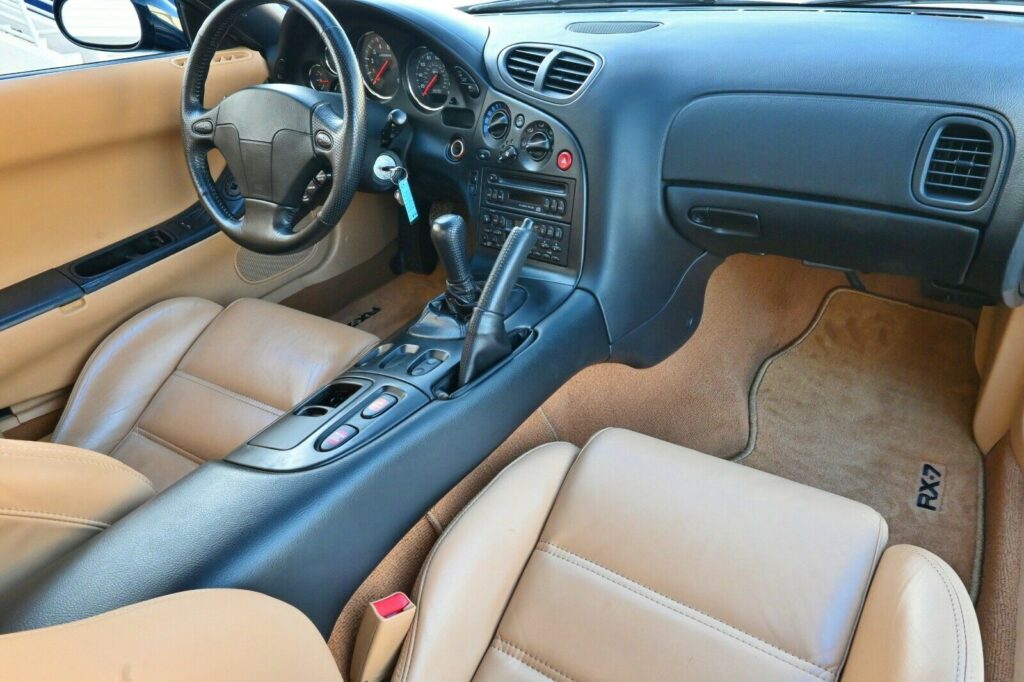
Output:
[[180, 0, 366, 255], [183, 104, 220, 151]]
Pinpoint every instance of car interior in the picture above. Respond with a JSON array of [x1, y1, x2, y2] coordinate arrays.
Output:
[[1, 0, 1023, 678]]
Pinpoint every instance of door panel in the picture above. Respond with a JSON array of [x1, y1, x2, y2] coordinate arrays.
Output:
[[0, 48, 400, 414], [0, 49, 266, 290]]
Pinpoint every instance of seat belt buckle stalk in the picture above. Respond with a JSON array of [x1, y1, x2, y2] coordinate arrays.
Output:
[[349, 592, 417, 682]]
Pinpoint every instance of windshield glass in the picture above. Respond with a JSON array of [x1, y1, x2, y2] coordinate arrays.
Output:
[[460, 0, 1020, 9]]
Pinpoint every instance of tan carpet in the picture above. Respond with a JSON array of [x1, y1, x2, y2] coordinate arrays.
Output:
[[737, 289, 983, 593], [538, 254, 977, 457], [329, 268, 445, 340]]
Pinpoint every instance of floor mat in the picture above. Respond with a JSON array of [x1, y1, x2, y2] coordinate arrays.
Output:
[[329, 268, 445, 340], [736, 289, 983, 593]]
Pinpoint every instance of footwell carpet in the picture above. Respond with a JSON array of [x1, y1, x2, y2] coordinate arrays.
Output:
[[737, 289, 983, 593]]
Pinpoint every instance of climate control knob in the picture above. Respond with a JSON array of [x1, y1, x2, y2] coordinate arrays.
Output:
[[521, 121, 554, 162], [483, 102, 512, 141], [498, 144, 519, 164]]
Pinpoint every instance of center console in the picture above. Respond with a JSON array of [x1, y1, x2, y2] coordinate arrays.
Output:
[[226, 213, 566, 474]]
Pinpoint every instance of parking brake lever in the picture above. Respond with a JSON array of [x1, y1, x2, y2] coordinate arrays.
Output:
[[459, 221, 537, 387]]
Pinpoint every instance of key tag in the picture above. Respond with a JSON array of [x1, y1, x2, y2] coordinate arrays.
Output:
[[390, 167, 419, 224]]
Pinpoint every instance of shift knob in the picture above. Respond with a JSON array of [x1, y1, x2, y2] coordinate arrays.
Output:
[[430, 214, 478, 316]]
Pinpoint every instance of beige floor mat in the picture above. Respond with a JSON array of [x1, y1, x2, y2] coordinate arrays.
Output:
[[329, 268, 445, 340], [737, 289, 983, 593]]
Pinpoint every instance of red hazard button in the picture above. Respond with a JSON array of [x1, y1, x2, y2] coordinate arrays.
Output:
[[556, 150, 573, 171]]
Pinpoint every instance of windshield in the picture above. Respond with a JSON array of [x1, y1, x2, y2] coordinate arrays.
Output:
[[460, 0, 1020, 10]]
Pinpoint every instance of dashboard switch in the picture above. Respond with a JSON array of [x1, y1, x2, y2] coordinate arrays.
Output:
[[321, 425, 358, 451], [362, 393, 398, 419], [556, 150, 573, 171]]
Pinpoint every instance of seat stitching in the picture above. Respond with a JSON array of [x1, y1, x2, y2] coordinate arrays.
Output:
[[492, 637, 577, 682], [396, 443, 580, 682], [172, 370, 285, 415], [53, 299, 222, 448], [0, 447, 156, 492], [130, 428, 205, 465], [910, 548, 966, 680], [0, 508, 110, 529], [490, 642, 563, 682], [538, 543, 832, 681]]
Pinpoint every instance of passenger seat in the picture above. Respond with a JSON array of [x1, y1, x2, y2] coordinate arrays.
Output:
[[0, 429, 981, 681]]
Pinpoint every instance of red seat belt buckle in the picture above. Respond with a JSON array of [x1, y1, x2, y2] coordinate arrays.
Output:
[[350, 592, 417, 682]]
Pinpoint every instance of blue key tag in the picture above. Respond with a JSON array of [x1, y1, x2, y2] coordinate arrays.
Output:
[[391, 167, 418, 224]]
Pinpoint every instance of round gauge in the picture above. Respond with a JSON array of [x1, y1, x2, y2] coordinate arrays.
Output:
[[357, 32, 400, 101], [408, 47, 452, 111], [308, 63, 335, 92]]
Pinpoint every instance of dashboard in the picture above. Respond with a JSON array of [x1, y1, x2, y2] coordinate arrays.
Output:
[[274, 7, 589, 279], [272, 0, 1024, 364]]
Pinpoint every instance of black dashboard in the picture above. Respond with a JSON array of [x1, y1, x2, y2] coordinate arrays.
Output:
[[274, 0, 1024, 366]]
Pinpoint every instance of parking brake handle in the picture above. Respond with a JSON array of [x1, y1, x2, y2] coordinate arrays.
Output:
[[459, 221, 537, 387]]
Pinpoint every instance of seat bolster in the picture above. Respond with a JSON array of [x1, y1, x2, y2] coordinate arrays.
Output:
[[842, 545, 982, 682], [0, 589, 343, 682], [393, 442, 581, 682], [52, 297, 223, 454], [0, 440, 154, 593]]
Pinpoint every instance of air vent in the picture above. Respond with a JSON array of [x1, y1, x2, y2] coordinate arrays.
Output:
[[541, 52, 596, 97], [504, 46, 551, 88], [915, 117, 1002, 210]]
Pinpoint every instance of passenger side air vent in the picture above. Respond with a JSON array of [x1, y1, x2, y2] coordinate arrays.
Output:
[[541, 52, 597, 97], [504, 46, 551, 88], [500, 44, 602, 102], [914, 116, 1003, 211]]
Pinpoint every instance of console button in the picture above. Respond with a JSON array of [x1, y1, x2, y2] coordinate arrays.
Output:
[[321, 424, 358, 451], [362, 393, 398, 419], [556, 150, 573, 171]]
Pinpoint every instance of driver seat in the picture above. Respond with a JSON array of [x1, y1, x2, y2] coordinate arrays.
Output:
[[49, 296, 378, 491]]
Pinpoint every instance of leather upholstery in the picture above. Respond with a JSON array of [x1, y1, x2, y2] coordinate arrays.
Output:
[[0, 589, 343, 681], [844, 544, 983, 682], [52, 297, 378, 490], [0, 439, 154, 594], [395, 428, 982, 682]]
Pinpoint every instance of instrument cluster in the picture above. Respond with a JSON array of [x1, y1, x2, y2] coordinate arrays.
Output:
[[305, 30, 471, 113]]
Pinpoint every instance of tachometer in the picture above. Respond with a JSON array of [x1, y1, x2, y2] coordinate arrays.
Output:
[[357, 32, 399, 101], [308, 63, 335, 92], [408, 47, 451, 111]]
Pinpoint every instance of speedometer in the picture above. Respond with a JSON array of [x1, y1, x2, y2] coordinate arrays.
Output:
[[357, 32, 399, 101], [408, 47, 451, 112]]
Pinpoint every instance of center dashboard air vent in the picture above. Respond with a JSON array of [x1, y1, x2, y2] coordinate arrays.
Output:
[[500, 44, 601, 102], [504, 46, 551, 88], [914, 116, 1003, 211]]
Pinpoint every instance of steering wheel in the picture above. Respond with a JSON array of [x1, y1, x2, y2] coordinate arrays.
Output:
[[181, 0, 366, 254]]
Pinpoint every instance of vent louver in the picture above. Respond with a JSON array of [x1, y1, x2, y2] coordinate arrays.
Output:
[[541, 52, 596, 96], [923, 123, 994, 204], [504, 46, 551, 88]]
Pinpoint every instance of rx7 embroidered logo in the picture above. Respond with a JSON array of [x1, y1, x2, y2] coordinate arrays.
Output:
[[916, 463, 946, 512]]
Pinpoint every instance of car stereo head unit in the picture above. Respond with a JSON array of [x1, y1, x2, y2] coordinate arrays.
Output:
[[482, 171, 575, 222]]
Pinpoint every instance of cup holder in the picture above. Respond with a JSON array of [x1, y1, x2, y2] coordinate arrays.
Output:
[[294, 381, 363, 417]]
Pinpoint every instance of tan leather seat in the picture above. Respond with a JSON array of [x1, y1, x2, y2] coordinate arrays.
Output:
[[0, 439, 155, 594], [0, 589, 343, 681], [0, 429, 982, 680], [393, 428, 983, 682], [50, 297, 378, 491]]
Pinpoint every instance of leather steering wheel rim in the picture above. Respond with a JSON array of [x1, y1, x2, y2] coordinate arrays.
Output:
[[180, 0, 366, 254]]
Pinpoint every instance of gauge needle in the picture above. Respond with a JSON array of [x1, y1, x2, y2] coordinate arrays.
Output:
[[372, 60, 390, 85], [422, 73, 439, 97]]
